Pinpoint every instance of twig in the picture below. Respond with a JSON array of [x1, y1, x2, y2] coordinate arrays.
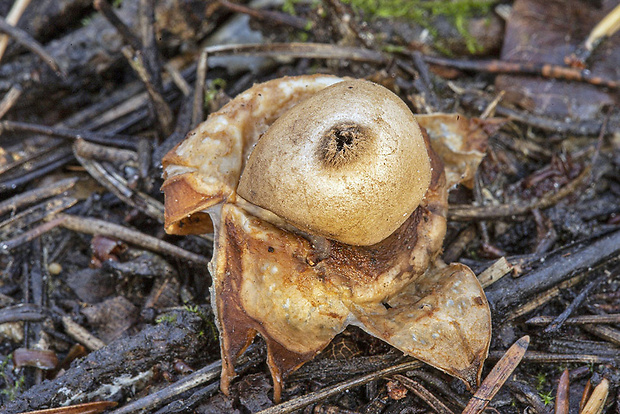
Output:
[[109, 345, 261, 414], [408, 370, 470, 409], [411, 51, 439, 113], [526, 314, 620, 325], [0, 0, 32, 61], [188, 42, 385, 127], [192, 48, 208, 128], [581, 324, 620, 347], [0, 304, 45, 324], [139, 0, 171, 135], [479, 90, 505, 119], [477, 257, 512, 288], [0, 196, 77, 238], [0, 149, 74, 194], [488, 351, 618, 365], [543, 270, 612, 333], [93, 0, 141, 50], [506, 380, 548, 414], [13, 401, 118, 414], [0, 84, 22, 119], [73, 138, 138, 165], [61, 316, 106, 351], [218, 0, 310, 30], [94, 0, 190, 97], [393, 375, 454, 414], [202, 42, 387, 63], [507, 274, 586, 321], [109, 360, 221, 414], [56, 214, 209, 265], [255, 360, 422, 414], [422, 55, 619, 89], [485, 229, 620, 316], [0, 16, 64, 76], [449, 166, 592, 220], [442, 224, 476, 263], [0, 177, 78, 216], [121, 46, 174, 137], [73, 152, 164, 222], [0, 120, 140, 149], [0, 217, 65, 252], [565, 3, 620, 68], [461, 94, 606, 136], [462, 336, 529, 414], [0, 142, 65, 176]]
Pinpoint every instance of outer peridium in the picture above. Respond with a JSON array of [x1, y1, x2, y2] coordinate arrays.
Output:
[[162, 75, 492, 402]]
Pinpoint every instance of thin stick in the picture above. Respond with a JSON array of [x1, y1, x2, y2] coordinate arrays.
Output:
[[191, 48, 208, 128], [94, 0, 190, 96], [218, 0, 309, 30], [0, 120, 139, 149], [0, 196, 77, 236], [0, 15, 63, 75], [0, 177, 78, 216], [255, 360, 422, 414], [449, 166, 592, 220], [74, 152, 164, 221], [0, 304, 45, 324], [543, 271, 611, 333], [0, 84, 22, 119], [423, 55, 618, 90], [0, 0, 32, 61], [485, 229, 620, 315], [461, 94, 605, 136], [526, 314, 620, 325], [507, 274, 585, 321], [121, 46, 174, 137], [477, 257, 512, 288], [93, 0, 141, 49], [462, 336, 529, 414], [0, 150, 74, 194], [202, 42, 386, 63], [109, 360, 222, 414], [393, 375, 454, 414], [73, 138, 138, 165], [61, 316, 106, 351], [581, 324, 620, 347], [56, 213, 209, 265], [566, 4, 620, 67], [488, 351, 617, 365], [0, 217, 65, 252]]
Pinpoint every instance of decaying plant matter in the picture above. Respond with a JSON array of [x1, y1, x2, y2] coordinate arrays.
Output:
[[162, 75, 491, 401]]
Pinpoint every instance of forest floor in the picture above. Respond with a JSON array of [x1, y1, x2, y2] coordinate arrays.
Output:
[[0, 0, 619, 413]]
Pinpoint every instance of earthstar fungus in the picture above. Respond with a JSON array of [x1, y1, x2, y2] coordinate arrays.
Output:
[[162, 75, 492, 402]]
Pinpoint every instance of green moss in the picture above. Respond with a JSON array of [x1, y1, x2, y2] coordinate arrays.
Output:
[[382, 44, 407, 53], [342, 0, 496, 54], [183, 304, 200, 314], [535, 371, 547, 390], [155, 314, 178, 324], [0, 356, 24, 401], [539, 390, 554, 406]]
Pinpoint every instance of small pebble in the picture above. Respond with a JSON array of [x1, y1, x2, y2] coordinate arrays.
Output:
[[48, 262, 62, 275]]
